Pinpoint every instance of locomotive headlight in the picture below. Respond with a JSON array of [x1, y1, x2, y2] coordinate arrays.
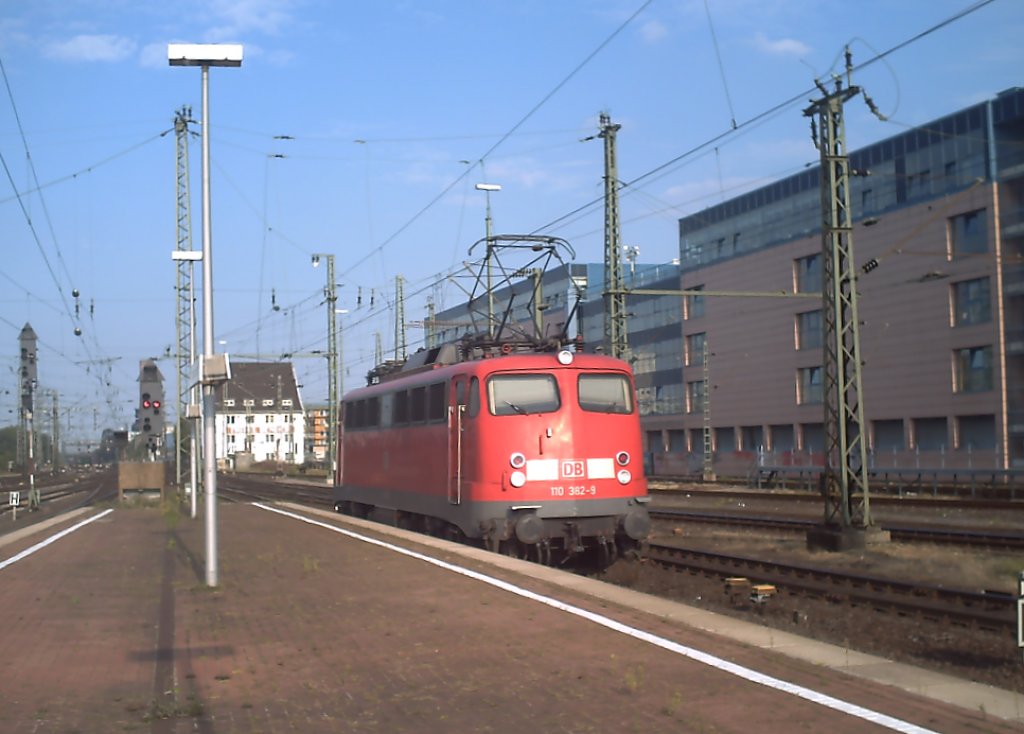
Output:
[[616, 469, 632, 485], [510, 470, 527, 488], [615, 451, 630, 466], [556, 349, 573, 365], [509, 452, 526, 469]]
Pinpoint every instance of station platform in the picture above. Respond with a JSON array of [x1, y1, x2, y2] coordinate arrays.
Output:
[[0, 500, 1021, 733]]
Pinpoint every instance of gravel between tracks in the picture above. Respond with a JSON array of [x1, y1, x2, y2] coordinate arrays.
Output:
[[604, 491, 1024, 694]]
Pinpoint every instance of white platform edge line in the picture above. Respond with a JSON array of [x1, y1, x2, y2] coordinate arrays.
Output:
[[253, 502, 938, 734]]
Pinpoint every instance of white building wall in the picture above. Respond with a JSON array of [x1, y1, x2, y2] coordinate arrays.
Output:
[[215, 411, 306, 464]]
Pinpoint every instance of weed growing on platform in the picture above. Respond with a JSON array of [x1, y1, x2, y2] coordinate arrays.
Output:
[[623, 664, 644, 694], [161, 499, 181, 529], [662, 690, 683, 717], [141, 694, 204, 722]]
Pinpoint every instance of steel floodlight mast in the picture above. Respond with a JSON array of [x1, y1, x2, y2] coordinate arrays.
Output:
[[168, 42, 243, 588]]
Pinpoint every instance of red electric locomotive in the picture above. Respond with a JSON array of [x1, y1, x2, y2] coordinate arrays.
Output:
[[333, 343, 651, 566]]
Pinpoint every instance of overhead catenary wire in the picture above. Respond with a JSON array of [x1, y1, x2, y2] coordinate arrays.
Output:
[[703, 0, 738, 130], [198, 0, 1003, 369], [336, 0, 656, 281], [4, 0, 1006, 439], [532, 0, 1000, 238]]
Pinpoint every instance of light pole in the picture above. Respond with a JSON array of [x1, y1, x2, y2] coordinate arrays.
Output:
[[475, 183, 501, 338], [168, 43, 243, 588]]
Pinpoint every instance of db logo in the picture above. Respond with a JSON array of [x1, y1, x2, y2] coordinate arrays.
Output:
[[561, 460, 585, 478]]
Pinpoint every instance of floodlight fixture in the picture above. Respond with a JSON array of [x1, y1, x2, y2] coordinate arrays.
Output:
[[475, 183, 502, 192], [167, 43, 243, 67]]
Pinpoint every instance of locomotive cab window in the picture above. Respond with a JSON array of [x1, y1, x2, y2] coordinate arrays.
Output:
[[488, 374, 560, 416], [578, 373, 633, 414]]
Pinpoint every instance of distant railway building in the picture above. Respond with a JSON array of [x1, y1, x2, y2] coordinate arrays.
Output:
[[214, 362, 305, 467]]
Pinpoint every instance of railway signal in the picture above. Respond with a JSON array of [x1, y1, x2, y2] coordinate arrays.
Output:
[[137, 359, 166, 459]]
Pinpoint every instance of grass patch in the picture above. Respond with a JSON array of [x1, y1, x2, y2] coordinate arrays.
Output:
[[141, 694, 204, 721]]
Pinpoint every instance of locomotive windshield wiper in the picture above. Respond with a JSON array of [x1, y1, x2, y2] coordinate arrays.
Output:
[[504, 400, 528, 415]]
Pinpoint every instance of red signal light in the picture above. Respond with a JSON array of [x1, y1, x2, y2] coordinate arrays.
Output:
[[143, 399, 152, 409], [152, 400, 161, 409]]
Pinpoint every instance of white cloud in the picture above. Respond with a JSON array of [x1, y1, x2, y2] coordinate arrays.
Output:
[[139, 42, 169, 69], [750, 31, 809, 58], [639, 19, 668, 44], [44, 33, 137, 62], [205, 0, 296, 39]]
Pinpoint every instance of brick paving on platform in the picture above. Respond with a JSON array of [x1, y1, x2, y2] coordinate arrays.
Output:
[[0, 500, 1020, 733]]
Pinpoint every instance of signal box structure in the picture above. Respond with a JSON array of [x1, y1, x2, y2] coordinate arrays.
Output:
[[137, 359, 166, 460]]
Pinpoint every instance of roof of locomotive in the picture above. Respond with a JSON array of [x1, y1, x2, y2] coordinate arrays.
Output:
[[343, 348, 633, 402]]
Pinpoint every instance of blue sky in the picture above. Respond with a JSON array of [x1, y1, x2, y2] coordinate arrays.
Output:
[[1, 0, 1021, 450]]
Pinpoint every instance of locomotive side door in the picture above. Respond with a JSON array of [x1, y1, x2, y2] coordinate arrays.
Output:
[[447, 376, 468, 504]]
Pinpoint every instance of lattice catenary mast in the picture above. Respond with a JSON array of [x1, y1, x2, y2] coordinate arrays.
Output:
[[803, 49, 886, 544]]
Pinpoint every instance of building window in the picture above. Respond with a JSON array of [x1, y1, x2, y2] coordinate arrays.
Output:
[[740, 425, 763, 452], [954, 346, 993, 393], [949, 209, 987, 257], [908, 168, 931, 200], [912, 417, 947, 450], [801, 423, 824, 452], [685, 380, 705, 414], [224, 399, 235, 407], [282, 399, 293, 407], [956, 414, 995, 450], [795, 254, 821, 293], [796, 310, 822, 350], [262, 399, 274, 407], [715, 427, 736, 452], [770, 424, 794, 452], [684, 332, 706, 366], [797, 366, 823, 405], [689, 427, 704, 452], [951, 277, 990, 326], [684, 285, 705, 320], [873, 419, 904, 451], [243, 399, 255, 407]]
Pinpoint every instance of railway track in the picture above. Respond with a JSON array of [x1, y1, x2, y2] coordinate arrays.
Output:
[[649, 507, 1024, 551], [651, 470, 1024, 501], [644, 542, 1016, 633], [0, 470, 115, 520], [218, 473, 333, 508], [650, 483, 1024, 511]]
